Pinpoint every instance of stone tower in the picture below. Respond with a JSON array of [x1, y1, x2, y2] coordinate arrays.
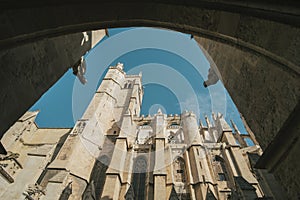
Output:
[[0, 63, 285, 199]]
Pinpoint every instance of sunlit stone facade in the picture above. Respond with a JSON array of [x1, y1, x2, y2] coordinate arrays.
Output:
[[0, 63, 285, 199]]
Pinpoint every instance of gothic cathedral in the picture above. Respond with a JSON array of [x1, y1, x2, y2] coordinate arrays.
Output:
[[0, 63, 285, 199]]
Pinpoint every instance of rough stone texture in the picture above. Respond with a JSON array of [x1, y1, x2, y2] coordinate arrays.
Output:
[[196, 37, 300, 199], [0, 1, 299, 198], [0, 111, 70, 199], [0, 1, 299, 147], [0, 31, 101, 138], [275, 138, 300, 199], [0, 67, 287, 199], [196, 36, 300, 150], [236, 16, 300, 65]]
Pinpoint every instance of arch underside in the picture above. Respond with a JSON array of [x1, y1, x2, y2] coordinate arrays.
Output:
[[0, 1, 299, 198]]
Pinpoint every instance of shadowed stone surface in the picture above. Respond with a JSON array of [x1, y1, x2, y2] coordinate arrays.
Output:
[[276, 138, 300, 198], [0, 0, 298, 145], [196, 36, 300, 149], [0, 32, 92, 137], [0, 0, 299, 198]]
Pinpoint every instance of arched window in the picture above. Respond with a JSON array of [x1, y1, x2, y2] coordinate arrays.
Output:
[[132, 156, 147, 200], [83, 155, 110, 199], [173, 157, 186, 182], [172, 157, 191, 199], [142, 121, 150, 126], [214, 155, 228, 181], [124, 81, 133, 89]]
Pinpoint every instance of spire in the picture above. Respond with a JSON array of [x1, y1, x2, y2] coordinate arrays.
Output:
[[205, 115, 212, 128], [240, 114, 259, 146], [231, 119, 247, 147], [199, 119, 204, 128], [116, 62, 124, 70], [212, 112, 216, 121], [214, 113, 231, 132], [231, 119, 241, 134], [157, 108, 162, 114]]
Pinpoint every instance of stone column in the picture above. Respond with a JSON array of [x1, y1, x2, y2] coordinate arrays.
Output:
[[220, 129, 263, 198], [231, 120, 247, 147], [101, 113, 132, 199], [183, 150, 196, 200], [43, 120, 98, 199], [83, 63, 125, 120], [152, 109, 167, 200], [101, 138, 127, 200], [182, 111, 215, 199]]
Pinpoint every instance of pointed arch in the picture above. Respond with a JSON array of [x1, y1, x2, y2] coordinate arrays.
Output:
[[132, 156, 148, 200], [173, 156, 186, 182], [128, 82, 132, 89], [214, 155, 228, 181], [84, 155, 110, 199], [172, 156, 191, 199]]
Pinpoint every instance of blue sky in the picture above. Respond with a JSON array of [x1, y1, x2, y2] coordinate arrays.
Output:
[[30, 27, 247, 135]]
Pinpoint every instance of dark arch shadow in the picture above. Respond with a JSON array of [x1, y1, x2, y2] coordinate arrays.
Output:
[[0, 2, 299, 198]]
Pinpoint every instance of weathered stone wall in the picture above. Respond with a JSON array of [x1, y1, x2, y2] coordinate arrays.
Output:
[[196, 36, 300, 199], [1, 0, 298, 149], [196, 36, 300, 150], [1, 1, 298, 49], [0, 111, 71, 199], [1, 1, 299, 148], [0, 1, 299, 198], [0, 32, 93, 138], [275, 138, 300, 199]]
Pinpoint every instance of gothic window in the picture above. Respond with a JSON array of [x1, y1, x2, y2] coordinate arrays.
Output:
[[214, 155, 229, 182], [173, 157, 186, 182], [168, 131, 177, 144], [170, 121, 179, 126], [218, 173, 226, 181], [132, 156, 147, 200], [172, 157, 191, 199], [141, 121, 150, 126], [124, 81, 133, 89], [84, 155, 109, 199]]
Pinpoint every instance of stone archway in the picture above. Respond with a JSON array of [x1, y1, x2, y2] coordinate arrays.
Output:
[[0, 1, 299, 198]]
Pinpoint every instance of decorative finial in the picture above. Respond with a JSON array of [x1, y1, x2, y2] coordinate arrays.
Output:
[[230, 119, 241, 134], [157, 108, 162, 114], [205, 115, 212, 128], [116, 62, 124, 70], [212, 112, 216, 120], [199, 120, 204, 128]]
